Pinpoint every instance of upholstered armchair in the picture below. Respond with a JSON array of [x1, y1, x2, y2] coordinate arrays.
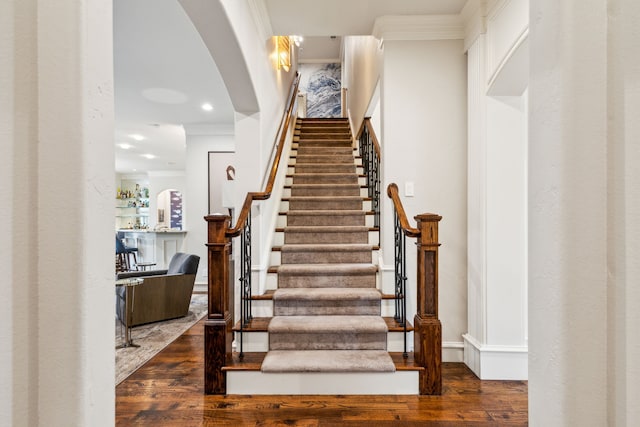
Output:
[[116, 252, 200, 327]]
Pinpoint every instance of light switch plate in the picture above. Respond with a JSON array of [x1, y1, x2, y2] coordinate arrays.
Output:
[[405, 182, 414, 197]]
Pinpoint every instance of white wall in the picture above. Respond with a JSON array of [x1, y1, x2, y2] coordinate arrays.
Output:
[[529, 0, 640, 424], [0, 0, 115, 425], [380, 39, 468, 355], [185, 131, 235, 285], [343, 36, 382, 133]]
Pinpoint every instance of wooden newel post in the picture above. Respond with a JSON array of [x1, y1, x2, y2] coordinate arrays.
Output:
[[414, 213, 442, 395], [204, 214, 233, 394]]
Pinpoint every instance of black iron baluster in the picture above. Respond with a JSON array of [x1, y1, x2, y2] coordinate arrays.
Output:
[[238, 214, 252, 358], [373, 154, 380, 229], [393, 210, 408, 358]]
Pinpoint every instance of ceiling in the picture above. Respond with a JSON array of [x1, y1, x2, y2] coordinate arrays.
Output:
[[114, 0, 468, 174]]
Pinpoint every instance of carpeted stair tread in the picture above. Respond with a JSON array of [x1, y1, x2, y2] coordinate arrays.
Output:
[[293, 163, 356, 173], [286, 209, 364, 216], [294, 147, 355, 155], [291, 183, 360, 189], [295, 155, 354, 163], [288, 196, 363, 211], [288, 196, 363, 202], [280, 244, 373, 264], [284, 225, 369, 244], [285, 225, 367, 231], [268, 316, 388, 350], [269, 315, 387, 333], [292, 173, 359, 184], [273, 288, 381, 316], [277, 262, 375, 274], [290, 183, 361, 197], [285, 210, 365, 226], [276, 264, 377, 288], [273, 287, 381, 301], [295, 139, 353, 147], [261, 350, 395, 373]]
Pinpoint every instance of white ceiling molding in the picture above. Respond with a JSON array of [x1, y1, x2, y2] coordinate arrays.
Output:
[[372, 15, 464, 42], [248, 0, 273, 41], [461, 0, 488, 52], [183, 123, 235, 136]]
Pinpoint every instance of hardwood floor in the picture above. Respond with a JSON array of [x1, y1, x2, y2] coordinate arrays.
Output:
[[116, 319, 528, 426]]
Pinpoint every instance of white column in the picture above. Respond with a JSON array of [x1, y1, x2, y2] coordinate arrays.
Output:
[[464, 32, 529, 380], [606, 1, 640, 425], [1, 0, 115, 425], [528, 0, 640, 424]]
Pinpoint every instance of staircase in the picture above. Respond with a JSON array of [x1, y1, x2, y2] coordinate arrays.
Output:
[[225, 118, 420, 394]]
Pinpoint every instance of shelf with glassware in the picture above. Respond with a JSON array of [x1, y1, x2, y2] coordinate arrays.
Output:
[[116, 185, 150, 230]]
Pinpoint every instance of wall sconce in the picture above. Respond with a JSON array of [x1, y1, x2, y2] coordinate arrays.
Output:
[[276, 36, 291, 71]]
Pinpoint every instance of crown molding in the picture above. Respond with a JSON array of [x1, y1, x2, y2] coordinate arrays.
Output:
[[247, 0, 273, 41], [372, 15, 464, 42], [461, 0, 488, 52]]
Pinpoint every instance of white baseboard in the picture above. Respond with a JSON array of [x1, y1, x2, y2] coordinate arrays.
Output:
[[193, 281, 207, 293], [463, 334, 528, 380], [443, 341, 464, 362]]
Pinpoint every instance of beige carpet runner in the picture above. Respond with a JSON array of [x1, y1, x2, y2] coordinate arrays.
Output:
[[261, 118, 394, 373]]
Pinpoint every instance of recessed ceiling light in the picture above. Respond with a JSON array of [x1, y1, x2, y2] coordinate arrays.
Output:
[[141, 154, 155, 159], [201, 103, 214, 111], [129, 134, 145, 141], [118, 143, 132, 150]]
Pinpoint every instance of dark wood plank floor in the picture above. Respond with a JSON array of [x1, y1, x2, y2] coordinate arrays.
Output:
[[116, 319, 528, 426]]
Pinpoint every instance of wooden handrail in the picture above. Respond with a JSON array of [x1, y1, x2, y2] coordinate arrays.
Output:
[[386, 183, 420, 237], [356, 117, 382, 160], [226, 72, 300, 237]]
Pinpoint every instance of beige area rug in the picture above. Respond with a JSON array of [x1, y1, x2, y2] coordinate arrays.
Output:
[[115, 294, 207, 385]]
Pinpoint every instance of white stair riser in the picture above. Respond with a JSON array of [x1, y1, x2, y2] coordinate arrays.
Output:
[[250, 300, 273, 317], [227, 371, 419, 395], [232, 334, 269, 353]]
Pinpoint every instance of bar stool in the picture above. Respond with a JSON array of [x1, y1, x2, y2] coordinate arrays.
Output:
[[115, 236, 138, 271]]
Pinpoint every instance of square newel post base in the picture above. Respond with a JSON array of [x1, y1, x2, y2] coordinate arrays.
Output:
[[204, 315, 233, 394], [414, 314, 442, 395]]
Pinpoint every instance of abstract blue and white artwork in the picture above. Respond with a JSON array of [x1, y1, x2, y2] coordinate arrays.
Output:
[[299, 63, 341, 118]]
